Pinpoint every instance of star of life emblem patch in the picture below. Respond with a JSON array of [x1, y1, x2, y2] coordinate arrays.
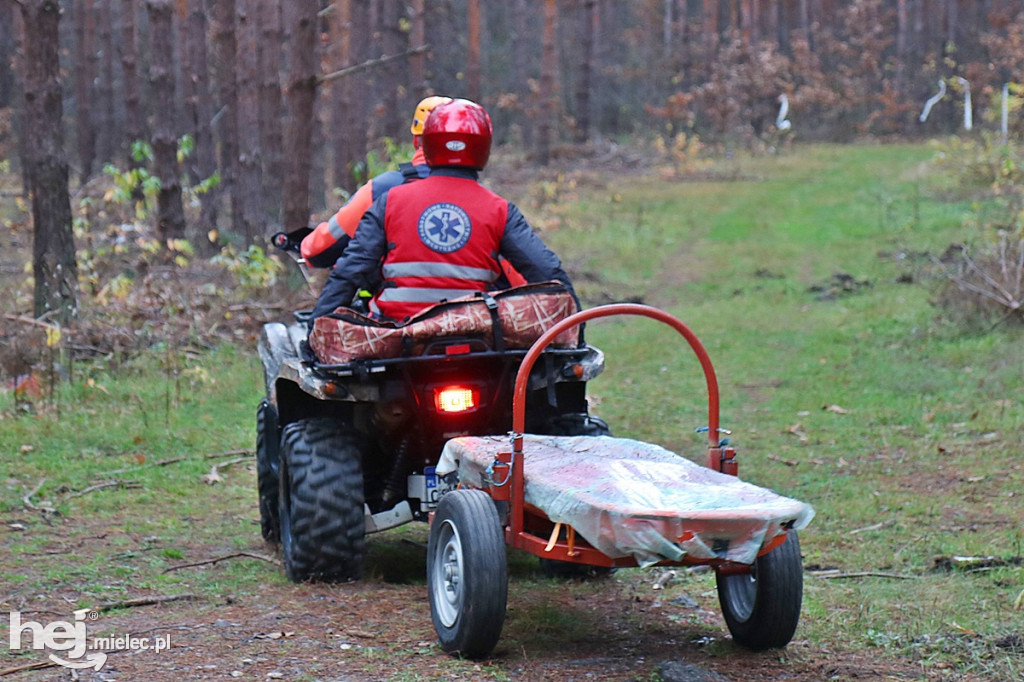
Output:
[[418, 203, 472, 253]]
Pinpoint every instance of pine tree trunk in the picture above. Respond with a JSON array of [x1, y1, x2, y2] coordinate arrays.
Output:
[[282, 0, 320, 231], [0, 2, 15, 107], [73, 0, 96, 183], [377, 0, 403, 139], [20, 0, 78, 323], [235, 0, 263, 244], [328, 0, 350, 196], [258, 0, 283, 225], [466, 0, 482, 103], [575, 0, 595, 144], [512, 0, 534, 148], [95, 0, 115, 166], [182, 0, 219, 246], [342, 0, 370, 193], [212, 0, 240, 236], [146, 0, 186, 243], [536, 0, 558, 165], [120, 0, 146, 166], [409, 0, 426, 95], [702, 0, 717, 65]]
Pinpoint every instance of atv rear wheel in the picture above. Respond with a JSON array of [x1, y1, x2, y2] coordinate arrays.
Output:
[[279, 418, 366, 582], [716, 531, 803, 650], [545, 413, 612, 437], [428, 489, 507, 659], [256, 400, 281, 542]]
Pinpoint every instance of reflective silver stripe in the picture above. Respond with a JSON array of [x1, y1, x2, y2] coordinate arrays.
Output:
[[327, 215, 346, 239], [382, 261, 499, 282], [377, 287, 480, 303]]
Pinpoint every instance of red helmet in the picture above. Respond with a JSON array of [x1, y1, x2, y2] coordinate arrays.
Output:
[[421, 99, 492, 170]]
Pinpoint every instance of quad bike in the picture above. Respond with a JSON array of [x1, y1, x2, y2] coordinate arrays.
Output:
[[256, 228, 609, 582], [256, 231, 812, 653]]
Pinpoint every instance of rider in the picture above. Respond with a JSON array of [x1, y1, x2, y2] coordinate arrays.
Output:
[[310, 98, 574, 324], [300, 96, 452, 268]]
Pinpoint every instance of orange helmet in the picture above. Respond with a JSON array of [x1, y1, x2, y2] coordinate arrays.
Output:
[[410, 96, 453, 137], [421, 99, 492, 170]]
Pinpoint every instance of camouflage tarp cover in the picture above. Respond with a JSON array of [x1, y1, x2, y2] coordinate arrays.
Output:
[[309, 282, 579, 364]]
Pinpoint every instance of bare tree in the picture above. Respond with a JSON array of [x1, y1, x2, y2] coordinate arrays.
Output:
[[146, 0, 186, 242], [20, 0, 78, 322], [281, 0, 320, 232]]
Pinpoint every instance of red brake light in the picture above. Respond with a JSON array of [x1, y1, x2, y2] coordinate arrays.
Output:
[[434, 386, 478, 413]]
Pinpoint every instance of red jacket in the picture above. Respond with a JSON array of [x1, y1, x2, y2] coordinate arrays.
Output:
[[310, 168, 573, 323], [300, 149, 428, 268], [373, 174, 508, 320]]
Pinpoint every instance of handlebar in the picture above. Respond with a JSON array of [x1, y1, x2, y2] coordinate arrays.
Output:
[[270, 227, 313, 254]]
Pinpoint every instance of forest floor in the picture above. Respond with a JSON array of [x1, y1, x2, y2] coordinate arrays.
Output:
[[3, 520, 934, 682], [1, 149, 984, 681]]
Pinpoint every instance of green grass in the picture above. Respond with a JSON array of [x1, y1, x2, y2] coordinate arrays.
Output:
[[3, 143, 1024, 679], [536, 143, 1024, 678]]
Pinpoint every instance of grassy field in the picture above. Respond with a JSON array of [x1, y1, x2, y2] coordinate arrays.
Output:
[[2, 142, 1023, 680], [540, 143, 1024, 677]]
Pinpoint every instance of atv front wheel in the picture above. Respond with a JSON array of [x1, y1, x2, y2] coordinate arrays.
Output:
[[427, 489, 507, 658], [256, 400, 280, 542], [279, 418, 366, 582], [716, 531, 803, 650]]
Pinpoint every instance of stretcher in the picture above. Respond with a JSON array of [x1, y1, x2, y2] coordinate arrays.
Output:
[[426, 303, 815, 658]]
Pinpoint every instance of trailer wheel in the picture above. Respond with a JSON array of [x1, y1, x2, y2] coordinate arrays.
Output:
[[279, 418, 366, 582], [716, 531, 803, 651], [256, 400, 280, 543], [427, 489, 507, 659]]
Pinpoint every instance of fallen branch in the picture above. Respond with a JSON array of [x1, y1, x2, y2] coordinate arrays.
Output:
[[66, 480, 142, 499], [200, 456, 252, 484], [226, 303, 285, 313], [0, 660, 55, 677], [101, 456, 185, 477], [23, 478, 56, 514], [2, 313, 61, 333], [849, 519, 894, 535], [205, 449, 253, 459], [163, 552, 281, 574], [93, 594, 202, 613], [813, 570, 917, 580]]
